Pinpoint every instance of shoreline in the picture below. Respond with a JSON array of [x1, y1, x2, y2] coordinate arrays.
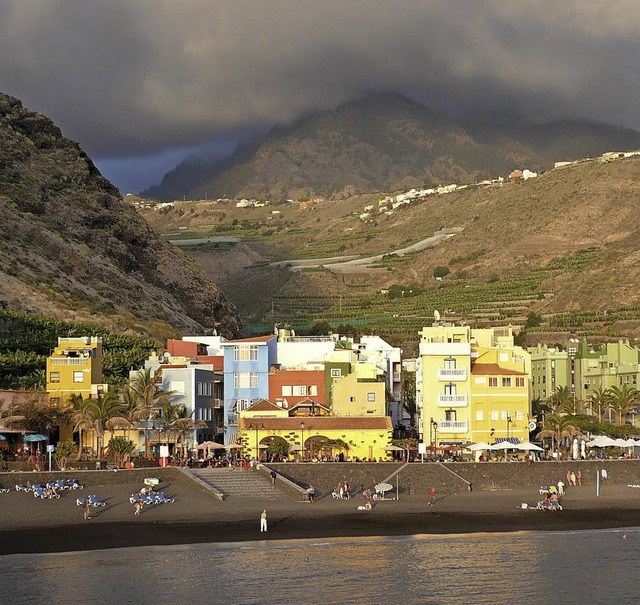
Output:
[[2, 507, 639, 556]]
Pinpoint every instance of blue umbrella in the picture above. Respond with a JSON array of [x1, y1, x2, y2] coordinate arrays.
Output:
[[24, 434, 48, 442], [0, 435, 6, 441]]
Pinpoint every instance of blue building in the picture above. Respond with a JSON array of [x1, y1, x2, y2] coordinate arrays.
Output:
[[221, 335, 277, 445]]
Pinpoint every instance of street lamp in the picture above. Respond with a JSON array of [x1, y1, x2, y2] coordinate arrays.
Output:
[[506, 416, 512, 440], [300, 421, 305, 461], [430, 418, 438, 459]]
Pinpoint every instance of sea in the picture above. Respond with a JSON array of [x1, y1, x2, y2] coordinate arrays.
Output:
[[1, 528, 638, 604]]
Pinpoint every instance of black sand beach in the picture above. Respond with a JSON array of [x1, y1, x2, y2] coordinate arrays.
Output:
[[1, 469, 639, 555]]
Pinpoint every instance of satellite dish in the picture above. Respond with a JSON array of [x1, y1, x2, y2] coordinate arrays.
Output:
[[434, 310, 441, 321]]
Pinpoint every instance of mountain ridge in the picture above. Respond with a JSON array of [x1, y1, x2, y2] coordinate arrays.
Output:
[[142, 92, 640, 202]]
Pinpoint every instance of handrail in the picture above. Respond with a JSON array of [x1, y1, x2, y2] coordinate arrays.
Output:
[[439, 461, 473, 490]]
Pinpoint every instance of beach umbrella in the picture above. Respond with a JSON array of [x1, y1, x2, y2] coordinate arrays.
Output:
[[0, 435, 6, 441], [440, 444, 462, 452], [514, 441, 544, 452], [464, 442, 490, 451], [382, 445, 405, 451], [24, 434, 48, 442], [489, 442, 514, 451], [586, 436, 617, 447], [374, 482, 393, 494]]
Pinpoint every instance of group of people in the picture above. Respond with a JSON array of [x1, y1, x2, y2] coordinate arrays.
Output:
[[333, 482, 351, 500]]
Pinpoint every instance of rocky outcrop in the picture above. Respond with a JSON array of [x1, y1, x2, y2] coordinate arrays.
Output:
[[0, 92, 241, 338]]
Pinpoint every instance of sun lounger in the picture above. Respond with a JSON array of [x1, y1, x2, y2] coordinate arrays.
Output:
[[66, 479, 83, 490], [153, 491, 174, 504], [15, 484, 31, 492], [76, 494, 106, 507], [0, 487, 9, 494]]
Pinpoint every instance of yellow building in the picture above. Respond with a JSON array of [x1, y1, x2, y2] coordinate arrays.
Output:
[[238, 399, 393, 461], [331, 363, 387, 417], [46, 337, 105, 406], [418, 324, 531, 447]]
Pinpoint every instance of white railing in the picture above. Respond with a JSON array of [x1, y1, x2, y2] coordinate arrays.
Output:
[[438, 394, 468, 407], [438, 368, 467, 381], [50, 358, 88, 366], [437, 420, 468, 433]]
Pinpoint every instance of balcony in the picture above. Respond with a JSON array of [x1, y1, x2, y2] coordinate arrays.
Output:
[[50, 358, 89, 366], [437, 420, 468, 434], [227, 413, 238, 426], [438, 368, 467, 381], [438, 394, 468, 407], [213, 398, 223, 408]]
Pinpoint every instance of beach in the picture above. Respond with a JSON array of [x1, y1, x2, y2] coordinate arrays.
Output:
[[1, 467, 639, 555]]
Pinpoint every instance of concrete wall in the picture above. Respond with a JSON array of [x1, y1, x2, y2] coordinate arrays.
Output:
[[269, 460, 640, 496]]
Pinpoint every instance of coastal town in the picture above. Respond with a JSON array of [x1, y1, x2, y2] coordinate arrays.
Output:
[[2, 318, 640, 468]]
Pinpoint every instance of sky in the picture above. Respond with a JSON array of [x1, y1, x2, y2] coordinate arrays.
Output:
[[1, 0, 639, 194]]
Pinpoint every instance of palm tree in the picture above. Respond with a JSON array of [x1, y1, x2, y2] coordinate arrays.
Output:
[[548, 386, 574, 412], [83, 391, 127, 461], [587, 386, 611, 422], [162, 404, 206, 458], [68, 393, 89, 460], [537, 412, 581, 459], [608, 385, 639, 425], [129, 368, 175, 457]]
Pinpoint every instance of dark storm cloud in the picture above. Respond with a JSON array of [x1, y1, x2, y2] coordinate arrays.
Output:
[[1, 0, 639, 190]]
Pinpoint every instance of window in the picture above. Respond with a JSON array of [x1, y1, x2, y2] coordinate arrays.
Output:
[[501, 410, 509, 421], [367, 392, 376, 402], [444, 383, 457, 395], [197, 382, 203, 396], [331, 368, 342, 378], [308, 385, 318, 396], [49, 372, 60, 383], [73, 371, 84, 383], [516, 377, 525, 388], [293, 385, 307, 396], [444, 358, 456, 369], [234, 373, 259, 388], [515, 410, 524, 421], [234, 345, 259, 361], [489, 377, 498, 387], [445, 409, 456, 421], [474, 376, 486, 384], [502, 377, 512, 388], [349, 396, 356, 402], [491, 410, 499, 421], [282, 385, 292, 396], [476, 410, 484, 421]]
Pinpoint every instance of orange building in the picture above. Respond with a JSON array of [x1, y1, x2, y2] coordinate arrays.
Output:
[[268, 366, 327, 408]]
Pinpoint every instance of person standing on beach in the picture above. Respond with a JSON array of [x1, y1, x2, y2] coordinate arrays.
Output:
[[577, 470, 582, 486], [570, 471, 577, 487], [134, 495, 143, 516], [260, 509, 268, 532], [270, 470, 276, 485], [429, 488, 436, 506], [83, 499, 91, 520], [557, 479, 565, 496]]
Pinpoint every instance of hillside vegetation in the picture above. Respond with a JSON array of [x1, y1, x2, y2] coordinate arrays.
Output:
[[140, 156, 640, 352]]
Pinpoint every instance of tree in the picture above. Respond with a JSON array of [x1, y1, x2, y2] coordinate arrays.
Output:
[[608, 385, 639, 425], [433, 266, 450, 279], [536, 412, 581, 459], [157, 401, 205, 457], [587, 387, 611, 422], [266, 436, 290, 461], [402, 372, 417, 426], [108, 436, 136, 467], [54, 440, 77, 470], [1, 391, 72, 438], [82, 391, 127, 460], [129, 368, 175, 457], [548, 386, 574, 412]]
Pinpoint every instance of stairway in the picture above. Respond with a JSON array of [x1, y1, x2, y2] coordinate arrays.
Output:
[[188, 467, 290, 500]]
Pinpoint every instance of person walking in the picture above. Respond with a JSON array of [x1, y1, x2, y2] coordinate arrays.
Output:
[[557, 479, 565, 496], [429, 488, 436, 506], [270, 470, 277, 485], [83, 499, 91, 520], [570, 471, 577, 487], [260, 509, 268, 532], [576, 470, 582, 486], [134, 495, 143, 516]]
